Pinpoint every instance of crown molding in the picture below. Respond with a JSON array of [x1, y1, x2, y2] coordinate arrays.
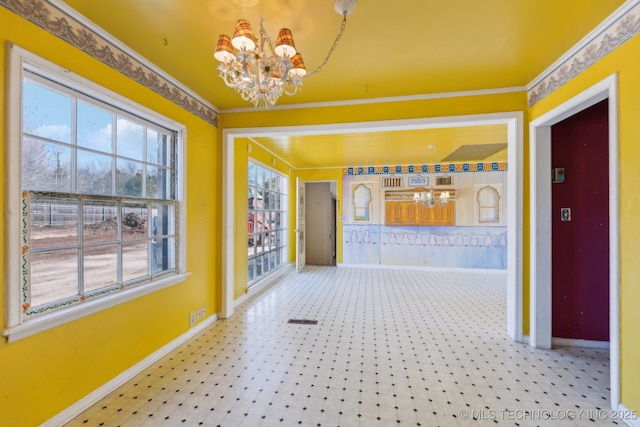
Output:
[[220, 86, 526, 114], [528, 0, 640, 106]]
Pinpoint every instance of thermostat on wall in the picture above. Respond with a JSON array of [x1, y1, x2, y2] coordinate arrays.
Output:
[[552, 168, 565, 183]]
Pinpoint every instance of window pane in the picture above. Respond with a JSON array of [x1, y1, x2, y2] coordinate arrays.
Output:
[[83, 200, 118, 244], [147, 166, 170, 199], [77, 101, 113, 153], [151, 237, 175, 273], [116, 159, 144, 197], [147, 129, 170, 166], [257, 168, 264, 187], [256, 255, 262, 276], [23, 80, 72, 143], [248, 163, 256, 186], [22, 138, 72, 192], [30, 196, 78, 249], [151, 203, 175, 237], [270, 231, 276, 251], [247, 258, 254, 282], [84, 244, 118, 291], [116, 117, 144, 160], [123, 241, 148, 282], [30, 249, 78, 307], [77, 149, 113, 195], [123, 202, 148, 240], [264, 171, 271, 190]]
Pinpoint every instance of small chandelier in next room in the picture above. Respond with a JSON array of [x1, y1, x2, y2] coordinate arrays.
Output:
[[413, 189, 451, 208], [214, 0, 357, 108]]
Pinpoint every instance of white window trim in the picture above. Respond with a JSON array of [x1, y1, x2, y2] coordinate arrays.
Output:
[[3, 43, 188, 343]]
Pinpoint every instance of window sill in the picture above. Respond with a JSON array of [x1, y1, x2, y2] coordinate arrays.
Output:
[[3, 272, 191, 343]]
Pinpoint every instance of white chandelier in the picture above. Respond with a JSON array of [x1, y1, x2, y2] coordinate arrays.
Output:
[[413, 145, 453, 208], [214, 0, 357, 108]]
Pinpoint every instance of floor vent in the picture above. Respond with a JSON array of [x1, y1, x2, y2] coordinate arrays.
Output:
[[288, 319, 318, 325]]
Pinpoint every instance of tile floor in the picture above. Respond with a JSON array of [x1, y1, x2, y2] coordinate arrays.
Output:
[[66, 266, 623, 427]]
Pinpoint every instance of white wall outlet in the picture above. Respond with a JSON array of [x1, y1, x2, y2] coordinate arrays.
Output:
[[189, 311, 196, 327], [202, 306, 206, 318]]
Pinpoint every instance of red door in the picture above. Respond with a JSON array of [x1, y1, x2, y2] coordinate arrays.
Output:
[[551, 99, 609, 342]]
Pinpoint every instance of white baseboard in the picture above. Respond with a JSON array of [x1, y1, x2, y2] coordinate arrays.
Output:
[[552, 337, 610, 349], [619, 403, 640, 427], [235, 263, 294, 309], [41, 314, 218, 427], [336, 263, 507, 274]]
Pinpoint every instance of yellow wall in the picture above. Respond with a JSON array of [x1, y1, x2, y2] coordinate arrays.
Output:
[[0, 8, 221, 426], [529, 34, 640, 414]]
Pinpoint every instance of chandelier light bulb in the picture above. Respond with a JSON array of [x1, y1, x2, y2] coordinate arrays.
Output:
[[214, 35, 235, 62], [274, 28, 296, 57], [231, 19, 256, 50]]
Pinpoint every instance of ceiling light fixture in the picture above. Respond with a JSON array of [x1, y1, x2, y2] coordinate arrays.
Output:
[[214, 0, 356, 108], [413, 145, 454, 208]]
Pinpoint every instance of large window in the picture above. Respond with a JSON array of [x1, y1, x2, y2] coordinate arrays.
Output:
[[248, 162, 288, 284], [5, 49, 186, 340]]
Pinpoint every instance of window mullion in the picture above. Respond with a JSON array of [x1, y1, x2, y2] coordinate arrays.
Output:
[[78, 197, 84, 297], [111, 114, 117, 196], [147, 201, 152, 277], [71, 98, 78, 193], [117, 199, 123, 285]]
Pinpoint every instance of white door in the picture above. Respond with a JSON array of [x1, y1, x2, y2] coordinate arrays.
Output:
[[296, 177, 306, 272]]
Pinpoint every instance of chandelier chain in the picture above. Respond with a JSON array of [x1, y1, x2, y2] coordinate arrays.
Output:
[[305, 14, 348, 78]]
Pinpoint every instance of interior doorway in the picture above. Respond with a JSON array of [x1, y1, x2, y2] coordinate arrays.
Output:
[[551, 99, 609, 345], [529, 74, 619, 407], [304, 181, 337, 266], [222, 112, 523, 344]]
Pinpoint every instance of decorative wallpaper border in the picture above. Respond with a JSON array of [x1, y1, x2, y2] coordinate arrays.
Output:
[[343, 162, 508, 176], [1, 0, 219, 127], [528, 1, 640, 107]]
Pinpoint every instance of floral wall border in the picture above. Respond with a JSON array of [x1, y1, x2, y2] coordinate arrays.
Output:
[[343, 162, 508, 176], [528, 1, 640, 107], [1, 0, 219, 127]]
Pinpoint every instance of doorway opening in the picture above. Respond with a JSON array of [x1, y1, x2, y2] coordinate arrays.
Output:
[[223, 112, 523, 345], [529, 74, 619, 407], [303, 181, 337, 267]]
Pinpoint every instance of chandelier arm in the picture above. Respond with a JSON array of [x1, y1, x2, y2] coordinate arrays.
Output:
[[304, 14, 348, 78]]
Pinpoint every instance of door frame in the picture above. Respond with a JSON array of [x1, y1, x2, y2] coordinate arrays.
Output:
[[303, 180, 339, 266], [529, 74, 619, 407], [222, 112, 524, 343], [296, 177, 306, 271]]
